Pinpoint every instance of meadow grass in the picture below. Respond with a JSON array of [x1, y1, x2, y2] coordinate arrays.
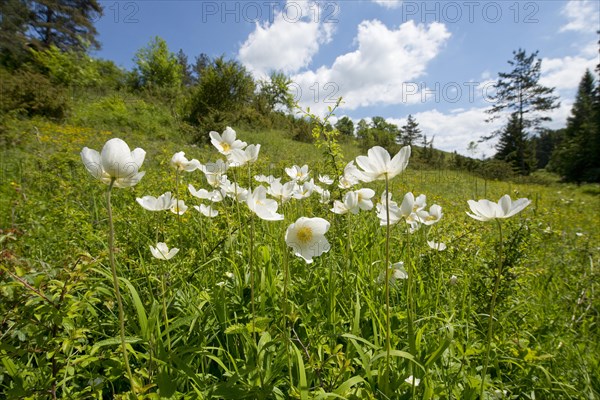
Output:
[[0, 109, 599, 399]]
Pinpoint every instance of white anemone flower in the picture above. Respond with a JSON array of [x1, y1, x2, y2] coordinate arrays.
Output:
[[292, 179, 315, 200], [332, 191, 359, 215], [171, 151, 201, 172], [247, 186, 284, 221], [318, 175, 334, 185], [404, 375, 421, 387], [228, 144, 260, 167], [427, 240, 447, 251], [220, 181, 248, 202], [267, 181, 295, 203], [201, 160, 229, 187], [319, 189, 331, 204], [193, 204, 219, 217], [136, 192, 176, 211], [209, 127, 247, 155], [355, 188, 376, 211], [377, 262, 408, 286], [170, 199, 188, 215], [150, 242, 179, 260], [255, 175, 280, 184], [285, 217, 331, 263], [188, 184, 223, 202], [467, 195, 531, 222], [338, 161, 363, 189], [355, 145, 411, 182], [418, 204, 443, 225], [81, 138, 146, 188], [377, 191, 416, 226], [285, 164, 310, 182], [413, 194, 427, 212], [376, 191, 401, 225]]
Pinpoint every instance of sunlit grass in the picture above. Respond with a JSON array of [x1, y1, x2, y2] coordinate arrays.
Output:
[[1, 113, 599, 399]]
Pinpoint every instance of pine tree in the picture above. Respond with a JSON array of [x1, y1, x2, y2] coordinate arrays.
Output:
[[0, 0, 30, 65], [27, 0, 102, 51], [550, 69, 598, 182], [176, 49, 195, 87], [486, 49, 560, 175], [495, 112, 536, 174], [400, 114, 422, 146]]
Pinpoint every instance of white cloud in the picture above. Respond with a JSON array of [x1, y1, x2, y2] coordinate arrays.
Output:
[[540, 55, 598, 91], [560, 0, 599, 33], [380, 100, 573, 158], [386, 108, 501, 157], [292, 20, 451, 115], [238, 1, 334, 77], [371, 0, 403, 9]]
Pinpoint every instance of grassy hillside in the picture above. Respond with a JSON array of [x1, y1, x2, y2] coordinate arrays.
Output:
[[1, 91, 599, 398]]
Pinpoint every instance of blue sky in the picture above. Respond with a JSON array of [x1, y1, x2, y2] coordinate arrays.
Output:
[[92, 1, 599, 157]]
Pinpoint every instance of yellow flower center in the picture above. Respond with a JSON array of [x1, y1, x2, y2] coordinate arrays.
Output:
[[221, 142, 231, 152], [296, 226, 313, 244]]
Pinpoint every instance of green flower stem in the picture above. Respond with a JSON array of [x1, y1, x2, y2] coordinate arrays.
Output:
[[247, 163, 256, 341], [480, 219, 504, 397], [282, 230, 290, 330], [250, 214, 256, 340], [175, 169, 182, 248], [405, 225, 417, 398], [384, 175, 391, 371], [107, 180, 137, 397], [161, 267, 171, 352], [406, 226, 416, 357]]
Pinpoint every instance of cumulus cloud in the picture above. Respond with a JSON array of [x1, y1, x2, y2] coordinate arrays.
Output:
[[238, 0, 334, 77], [560, 0, 599, 33], [292, 20, 451, 114], [381, 99, 572, 158], [371, 0, 403, 9], [540, 55, 598, 91], [385, 108, 501, 157]]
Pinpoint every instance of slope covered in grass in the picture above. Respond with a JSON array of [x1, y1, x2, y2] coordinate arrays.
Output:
[[1, 91, 599, 399]]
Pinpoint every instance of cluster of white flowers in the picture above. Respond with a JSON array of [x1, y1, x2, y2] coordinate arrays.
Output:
[[375, 191, 443, 233], [81, 131, 531, 266]]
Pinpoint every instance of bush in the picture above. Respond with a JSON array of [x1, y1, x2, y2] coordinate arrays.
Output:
[[477, 159, 515, 180], [71, 94, 174, 138], [30, 46, 121, 88], [0, 67, 69, 119], [185, 57, 255, 126]]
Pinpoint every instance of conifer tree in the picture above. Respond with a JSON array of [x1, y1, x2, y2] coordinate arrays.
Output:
[[485, 49, 560, 175], [27, 0, 102, 51], [550, 69, 598, 182], [400, 114, 422, 146], [495, 112, 536, 174]]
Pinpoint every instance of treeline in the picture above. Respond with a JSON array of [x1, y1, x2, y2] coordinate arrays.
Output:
[[483, 48, 600, 183], [0, 0, 313, 142], [2, 1, 598, 182]]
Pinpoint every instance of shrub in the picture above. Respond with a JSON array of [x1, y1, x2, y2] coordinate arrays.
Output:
[[477, 159, 515, 180], [0, 67, 69, 119]]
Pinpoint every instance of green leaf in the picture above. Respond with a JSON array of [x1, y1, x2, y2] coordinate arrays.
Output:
[[293, 344, 309, 400], [91, 336, 142, 355], [120, 277, 148, 340], [333, 375, 365, 395], [1, 355, 18, 377], [157, 367, 177, 398]]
